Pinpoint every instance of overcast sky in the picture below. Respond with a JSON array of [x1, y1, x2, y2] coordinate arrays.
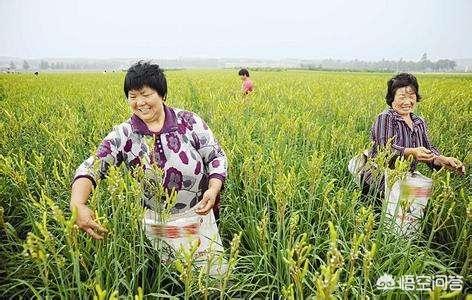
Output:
[[1, 0, 471, 61]]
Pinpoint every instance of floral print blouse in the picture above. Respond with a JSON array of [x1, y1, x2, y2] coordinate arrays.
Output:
[[74, 105, 228, 214]]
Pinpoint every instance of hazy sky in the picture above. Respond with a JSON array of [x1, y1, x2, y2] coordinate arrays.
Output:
[[1, 0, 471, 60]]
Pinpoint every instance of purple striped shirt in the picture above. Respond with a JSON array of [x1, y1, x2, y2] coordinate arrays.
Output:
[[362, 108, 440, 191]]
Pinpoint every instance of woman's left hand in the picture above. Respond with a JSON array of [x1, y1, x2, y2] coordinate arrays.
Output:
[[434, 155, 466, 175], [196, 188, 218, 215]]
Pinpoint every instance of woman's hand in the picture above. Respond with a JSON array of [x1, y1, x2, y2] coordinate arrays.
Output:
[[405, 147, 435, 162], [196, 188, 218, 215], [433, 155, 466, 175], [196, 178, 223, 215], [73, 203, 108, 240], [70, 177, 107, 239]]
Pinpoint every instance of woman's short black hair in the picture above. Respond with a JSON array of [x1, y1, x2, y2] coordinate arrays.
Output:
[[238, 68, 250, 77], [385, 73, 421, 106], [124, 61, 167, 100]]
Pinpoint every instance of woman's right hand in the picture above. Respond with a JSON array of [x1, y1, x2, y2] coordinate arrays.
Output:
[[406, 147, 435, 162], [433, 155, 466, 175], [73, 203, 107, 240], [71, 177, 107, 240]]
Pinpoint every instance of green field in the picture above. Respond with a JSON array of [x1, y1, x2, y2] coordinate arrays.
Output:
[[1, 70, 471, 298]]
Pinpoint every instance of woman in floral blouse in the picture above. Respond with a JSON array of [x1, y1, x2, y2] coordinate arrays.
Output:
[[70, 61, 228, 240]]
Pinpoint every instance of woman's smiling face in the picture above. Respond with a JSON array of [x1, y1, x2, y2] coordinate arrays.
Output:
[[392, 85, 417, 116], [128, 85, 164, 124]]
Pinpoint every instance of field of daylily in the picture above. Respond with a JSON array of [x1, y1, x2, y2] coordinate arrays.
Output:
[[0, 70, 471, 299]]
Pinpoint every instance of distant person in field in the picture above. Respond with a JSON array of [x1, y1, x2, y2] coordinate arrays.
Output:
[[238, 68, 254, 95], [71, 61, 228, 239], [361, 73, 465, 196]]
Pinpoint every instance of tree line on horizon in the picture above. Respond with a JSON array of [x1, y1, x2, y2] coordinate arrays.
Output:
[[3, 53, 462, 72], [301, 53, 458, 72]]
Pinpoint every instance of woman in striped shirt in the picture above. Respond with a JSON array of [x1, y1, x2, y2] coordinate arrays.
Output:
[[362, 73, 465, 196]]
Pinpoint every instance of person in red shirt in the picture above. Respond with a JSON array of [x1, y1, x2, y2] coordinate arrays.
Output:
[[238, 68, 254, 94]]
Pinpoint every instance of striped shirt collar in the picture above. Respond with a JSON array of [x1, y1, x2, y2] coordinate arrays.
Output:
[[387, 108, 422, 126]]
